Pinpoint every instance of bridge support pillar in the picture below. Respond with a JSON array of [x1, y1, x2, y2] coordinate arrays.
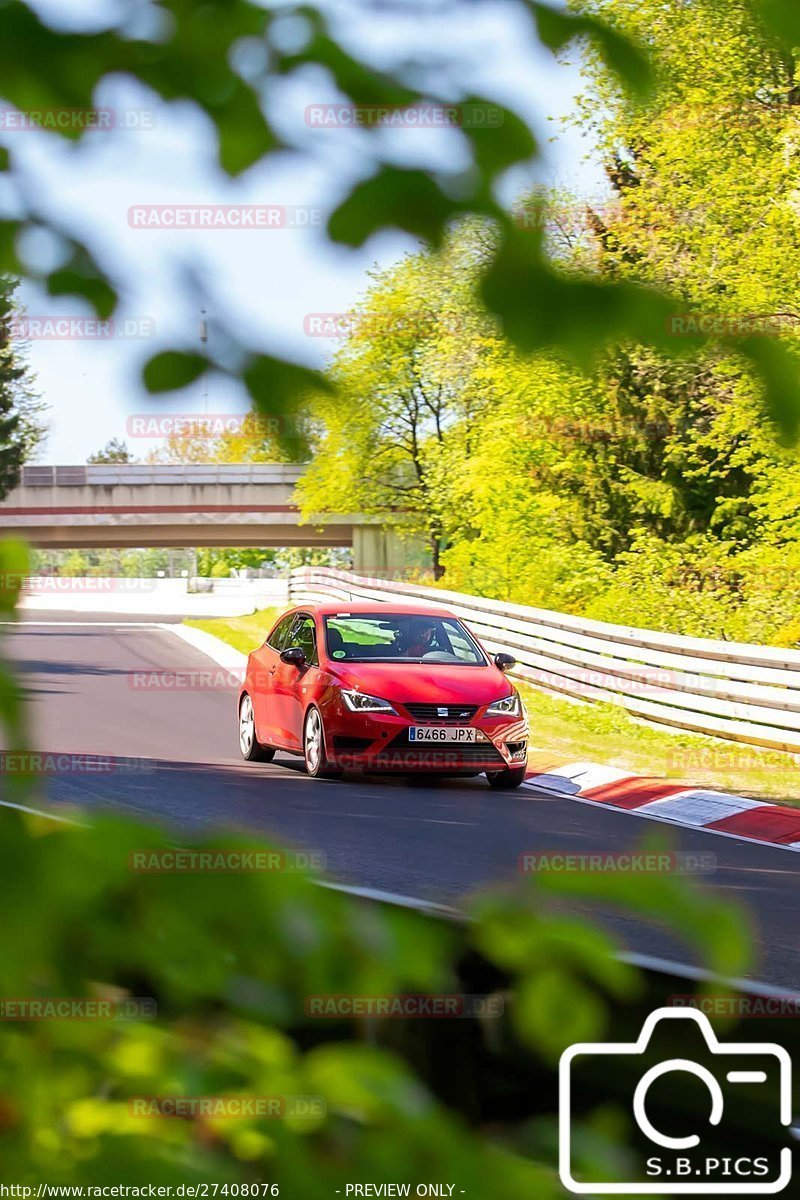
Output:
[[352, 526, 429, 580]]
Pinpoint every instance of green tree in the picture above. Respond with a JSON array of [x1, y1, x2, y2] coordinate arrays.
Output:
[[58, 549, 90, 576], [0, 279, 46, 496], [573, 0, 800, 425], [439, 0, 800, 604], [87, 438, 133, 464], [298, 228, 506, 577], [147, 413, 295, 466]]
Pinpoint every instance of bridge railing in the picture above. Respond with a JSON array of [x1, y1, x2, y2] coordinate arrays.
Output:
[[20, 464, 306, 487], [289, 566, 800, 753]]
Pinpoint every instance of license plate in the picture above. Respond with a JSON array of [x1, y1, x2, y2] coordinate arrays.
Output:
[[408, 726, 477, 743]]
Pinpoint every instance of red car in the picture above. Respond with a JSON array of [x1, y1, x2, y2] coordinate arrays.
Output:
[[237, 602, 529, 788]]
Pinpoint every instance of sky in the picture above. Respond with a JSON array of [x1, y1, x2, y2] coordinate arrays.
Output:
[[8, 0, 607, 464]]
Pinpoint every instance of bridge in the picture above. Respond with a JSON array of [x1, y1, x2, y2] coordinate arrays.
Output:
[[0, 464, 424, 574]]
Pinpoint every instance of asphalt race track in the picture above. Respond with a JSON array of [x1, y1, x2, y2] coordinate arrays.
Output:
[[3, 612, 798, 992]]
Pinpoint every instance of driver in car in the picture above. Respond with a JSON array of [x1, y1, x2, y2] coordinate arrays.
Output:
[[396, 620, 438, 658]]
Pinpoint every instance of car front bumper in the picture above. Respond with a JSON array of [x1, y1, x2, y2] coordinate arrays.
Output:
[[322, 704, 529, 774]]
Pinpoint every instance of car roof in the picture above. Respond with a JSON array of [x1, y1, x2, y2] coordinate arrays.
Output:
[[293, 600, 457, 619]]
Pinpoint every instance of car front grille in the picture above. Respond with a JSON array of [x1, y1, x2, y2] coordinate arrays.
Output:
[[403, 702, 479, 723]]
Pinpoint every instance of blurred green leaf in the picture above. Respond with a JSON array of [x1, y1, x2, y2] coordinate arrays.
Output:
[[529, 2, 653, 96], [46, 247, 117, 319], [0, 541, 30, 793], [142, 351, 209, 394], [536, 847, 752, 980], [213, 82, 280, 177], [305, 1044, 434, 1121], [242, 354, 328, 459], [328, 168, 473, 247], [0, 218, 20, 274], [462, 98, 537, 179], [0, 538, 28, 615], [756, 0, 800, 44], [739, 337, 800, 444], [0, 0, 276, 173], [274, 21, 417, 110], [243, 354, 328, 407], [515, 968, 606, 1059], [481, 231, 675, 363]]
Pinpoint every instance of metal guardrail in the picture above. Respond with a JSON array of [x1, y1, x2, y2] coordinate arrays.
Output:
[[20, 464, 307, 487], [290, 566, 800, 753]]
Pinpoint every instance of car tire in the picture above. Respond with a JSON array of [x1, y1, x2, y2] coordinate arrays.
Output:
[[303, 706, 343, 779], [485, 765, 527, 790], [239, 693, 276, 762]]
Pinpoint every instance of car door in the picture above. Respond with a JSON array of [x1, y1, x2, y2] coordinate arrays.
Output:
[[282, 614, 320, 748], [270, 612, 319, 750], [250, 612, 295, 740]]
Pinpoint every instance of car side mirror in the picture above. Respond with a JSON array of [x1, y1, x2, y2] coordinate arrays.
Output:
[[494, 652, 516, 673], [280, 646, 307, 668]]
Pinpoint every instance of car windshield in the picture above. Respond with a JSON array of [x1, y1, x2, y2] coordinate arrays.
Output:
[[323, 613, 487, 665]]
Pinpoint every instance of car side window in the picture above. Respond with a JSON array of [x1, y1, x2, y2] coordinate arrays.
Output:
[[267, 613, 296, 651], [291, 615, 318, 666]]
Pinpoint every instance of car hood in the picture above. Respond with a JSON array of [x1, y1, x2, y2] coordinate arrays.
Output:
[[327, 662, 511, 705]]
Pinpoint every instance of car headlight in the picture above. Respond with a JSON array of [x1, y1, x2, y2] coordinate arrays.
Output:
[[341, 689, 397, 714], [485, 691, 522, 717]]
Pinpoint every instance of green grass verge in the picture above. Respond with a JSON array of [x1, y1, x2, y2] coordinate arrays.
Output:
[[520, 682, 800, 805], [184, 607, 281, 656], [183, 610, 800, 805]]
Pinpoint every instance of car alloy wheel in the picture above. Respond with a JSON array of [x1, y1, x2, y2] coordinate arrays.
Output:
[[303, 707, 342, 779], [238, 693, 275, 763]]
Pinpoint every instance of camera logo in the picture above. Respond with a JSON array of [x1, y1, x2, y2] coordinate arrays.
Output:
[[560, 1007, 792, 1194]]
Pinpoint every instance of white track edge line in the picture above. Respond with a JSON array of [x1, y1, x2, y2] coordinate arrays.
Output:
[[316, 879, 459, 917], [619, 951, 800, 1002], [2, 795, 790, 996], [1, 621, 162, 627], [0, 798, 85, 826], [315, 884, 800, 999], [160, 622, 248, 671]]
